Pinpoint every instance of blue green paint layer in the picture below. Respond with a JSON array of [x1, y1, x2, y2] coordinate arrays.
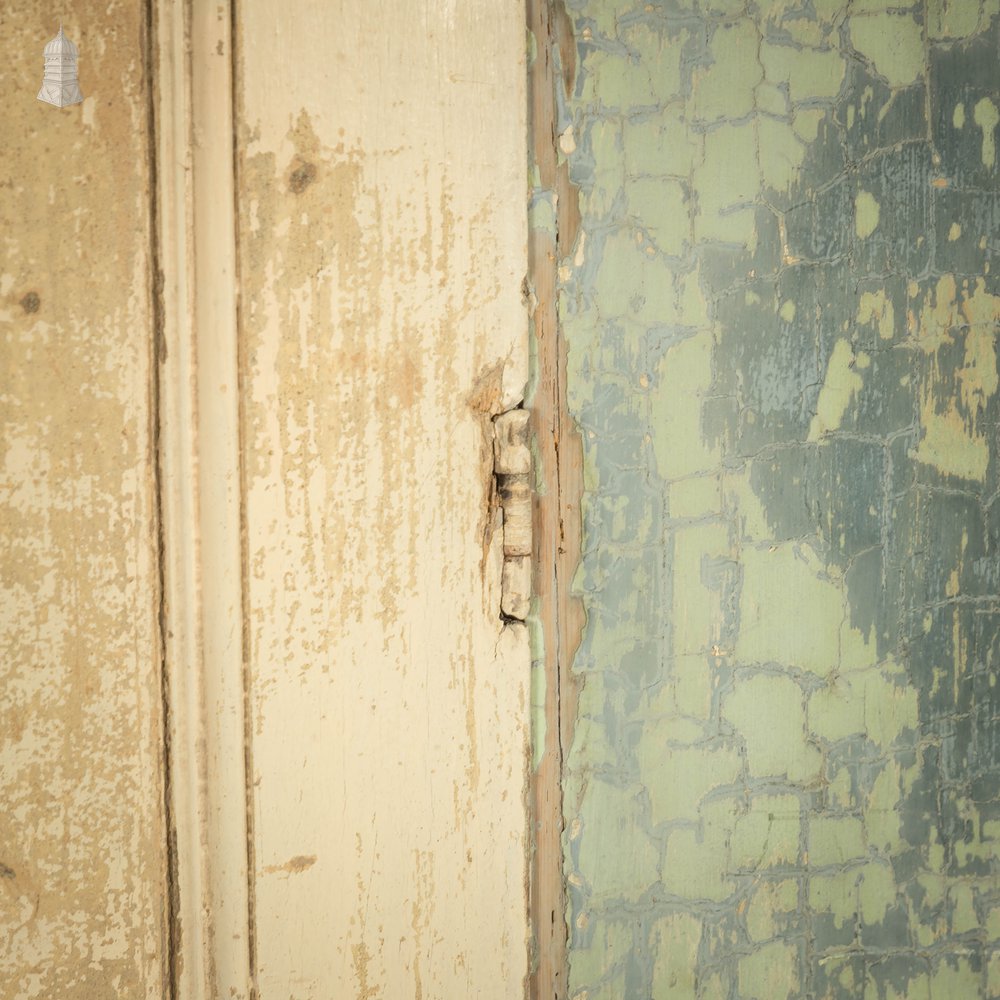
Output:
[[558, 3, 1000, 998]]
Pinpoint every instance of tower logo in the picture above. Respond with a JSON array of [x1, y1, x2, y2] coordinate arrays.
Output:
[[38, 24, 83, 108]]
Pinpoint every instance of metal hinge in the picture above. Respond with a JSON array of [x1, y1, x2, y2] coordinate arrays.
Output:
[[493, 409, 531, 620]]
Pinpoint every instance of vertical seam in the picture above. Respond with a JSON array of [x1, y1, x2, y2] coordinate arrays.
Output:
[[143, 0, 180, 994], [227, 2, 259, 996]]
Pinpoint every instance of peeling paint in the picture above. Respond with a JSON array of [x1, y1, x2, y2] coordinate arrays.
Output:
[[233, 3, 529, 996], [855, 189, 881, 238], [558, 3, 1000, 997], [0, 3, 168, 999], [808, 339, 867, 440], [974, 96, 999, 168], [849, 12, 924, 88]]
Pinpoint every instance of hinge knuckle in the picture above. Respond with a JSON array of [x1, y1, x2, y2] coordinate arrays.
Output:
[[494, 409, 532, 620]]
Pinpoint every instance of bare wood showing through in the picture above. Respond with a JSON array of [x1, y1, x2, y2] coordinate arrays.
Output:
[[527, 1, 584, 998]]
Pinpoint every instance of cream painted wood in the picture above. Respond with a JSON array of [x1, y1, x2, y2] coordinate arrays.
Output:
[[0, 4, 167, 998], [154, 2, 253, 998], [233, 1, 530, 997], [4, 3, 530, 996]]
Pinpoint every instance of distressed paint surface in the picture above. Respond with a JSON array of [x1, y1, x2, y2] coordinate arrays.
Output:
[[233, 2, 529, 997], [152, 3, 254, 996], [0, 3, 167, 999], [527, 2, 586, 995], [556, 2, 1000, 998]]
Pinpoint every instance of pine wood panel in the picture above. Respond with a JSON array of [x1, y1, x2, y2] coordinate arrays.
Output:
[[232, 2, 530, 996]]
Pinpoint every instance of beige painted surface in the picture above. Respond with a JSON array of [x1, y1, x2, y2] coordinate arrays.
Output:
[[233, 2, 530, 997], [153, 2, 253, 998], [0, 4, 168, 999], [2, 3, 529, 997]]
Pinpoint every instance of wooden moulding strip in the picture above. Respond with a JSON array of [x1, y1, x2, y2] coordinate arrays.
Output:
[[527, 1, 584, 999], [152, 1, 253, 997]]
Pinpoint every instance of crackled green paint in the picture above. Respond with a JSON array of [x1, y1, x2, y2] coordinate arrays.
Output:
[[555, 2, 1000, 998]]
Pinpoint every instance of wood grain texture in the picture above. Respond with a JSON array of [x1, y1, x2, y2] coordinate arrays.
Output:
[[0, 3, 168, 998], [232, 2, 530, 996], [527, 1, 584, 996]]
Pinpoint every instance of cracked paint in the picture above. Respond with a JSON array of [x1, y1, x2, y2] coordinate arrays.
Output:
[[556, 2, 1000, 998]]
